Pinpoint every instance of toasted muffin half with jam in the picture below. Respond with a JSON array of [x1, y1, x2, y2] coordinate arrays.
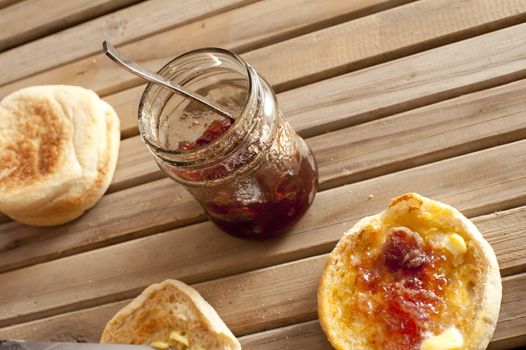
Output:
[[318, 193, 501, 350]]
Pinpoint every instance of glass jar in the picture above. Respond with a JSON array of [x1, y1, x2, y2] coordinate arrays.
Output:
[[138, 48, 318, 240]]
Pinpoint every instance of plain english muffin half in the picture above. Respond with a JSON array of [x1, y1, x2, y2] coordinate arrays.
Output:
[[318, 193, 501, 350], [101, 279, 241, 350], [0, 85, 120, 226]]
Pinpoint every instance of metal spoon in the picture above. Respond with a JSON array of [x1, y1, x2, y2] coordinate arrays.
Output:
[[102, 41, 235, 123]]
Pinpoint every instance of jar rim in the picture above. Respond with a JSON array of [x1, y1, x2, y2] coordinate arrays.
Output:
[[137, 47, 256, 159]]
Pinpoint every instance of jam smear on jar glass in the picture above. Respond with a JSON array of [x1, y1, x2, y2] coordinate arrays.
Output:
[[354, 227, 447, 350]]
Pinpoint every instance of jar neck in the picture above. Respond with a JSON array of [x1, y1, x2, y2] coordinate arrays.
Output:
[[138, 48, 275, 171]]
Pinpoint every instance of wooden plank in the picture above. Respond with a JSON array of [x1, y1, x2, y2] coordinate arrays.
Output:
[[0, 140, 526, 326], [112, 18, 526, 140], [240, 320, 332, 350], [3, 0, 526, 100], [0, 178, 205, 269], [489, 273, 526, 350], [312, 78, 526, 190], [110, 22, 526, 193], [110, 136, 164, 193], [242, 273, 526, 350], [105, 85, 143, 139], [0, 213, 9, 223], [4, 78, 526, 272], [0, 0, 20, 10], [0, 0, 403, 93], [0, 0, 141, 51], [4, 21, 526, 226], [0, 258, 523, 349], [240, 269, 526, 350], [110, 78, 526, 196], [0, 0, 254, 85], [479, 207, 526, 277], [246, 0, 526, 93], [282, 22, 526, 139]]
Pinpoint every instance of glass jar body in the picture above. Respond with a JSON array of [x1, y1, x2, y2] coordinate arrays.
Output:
[[139, 49, 318, 239]]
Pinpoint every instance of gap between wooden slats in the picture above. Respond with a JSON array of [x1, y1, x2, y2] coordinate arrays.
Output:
[[0, 0, 142, 52], [0, 140, 526, 327], [2, 77, 526, 272], [0, 0, 408, 86]]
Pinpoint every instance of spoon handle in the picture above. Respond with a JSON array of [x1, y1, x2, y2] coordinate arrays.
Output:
[[102, 41, 235, 122]]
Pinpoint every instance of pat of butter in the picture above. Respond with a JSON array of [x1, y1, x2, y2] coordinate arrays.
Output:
[[169, 331, 189, 346], [442, 233, 467, 255], [421, 327, 464, 350], [150, 341, 170, 350], [421, 211, 433, 221]]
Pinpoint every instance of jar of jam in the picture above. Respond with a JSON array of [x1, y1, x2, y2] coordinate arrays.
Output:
[[138, 48, 318, 240]]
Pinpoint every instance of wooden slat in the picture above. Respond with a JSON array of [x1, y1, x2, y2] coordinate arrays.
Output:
[[312, 78, 526, 190], [0, 0, 404, 95], [112, 18, 526, 140], [3, 77, 526, 272], [2, 0, 525, 100], [479, 207, 526, 277], [106, 21, 526, 197], [240, 320, 332, 350], [469, 208, 526, 277], [0, 257, 523, 349], [4, 20, 526, 226], [489, 273, 526, 350], [0, 0, 398, 236], [0, 0, 254, 85], [240, 274, 526, 350], [0, 213, 9, 223], [239, 269, 526, 350], [0, 0, 141, 51], [0, 140, 526, 327], [281, 22, 526, 139], [0, 178, 204, 269], [0, 0, 19, 10], [247, 0, 526, 93], [110, 77, 526, 195], [105, 86, 143, 138], [109, 21, 526, 194]]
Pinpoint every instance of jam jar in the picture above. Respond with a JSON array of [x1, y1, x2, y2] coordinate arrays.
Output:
[[138, 48, 318, 240]]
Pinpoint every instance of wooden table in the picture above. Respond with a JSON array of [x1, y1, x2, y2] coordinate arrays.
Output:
[[0, 0, 525, 348]]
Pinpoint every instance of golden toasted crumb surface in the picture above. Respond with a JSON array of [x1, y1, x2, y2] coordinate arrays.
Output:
[[318, 193, 501, 350]]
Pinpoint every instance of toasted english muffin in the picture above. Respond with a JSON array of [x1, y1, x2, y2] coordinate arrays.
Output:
[[101, 279, 241, 350], [0, 85, 120, 226], [318, 193, 501, 350]]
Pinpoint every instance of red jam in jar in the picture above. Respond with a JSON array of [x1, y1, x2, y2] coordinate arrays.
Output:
[[138, 48, 318, 239], [204, 142, 318, 239], [177, 119, 232, 151]]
